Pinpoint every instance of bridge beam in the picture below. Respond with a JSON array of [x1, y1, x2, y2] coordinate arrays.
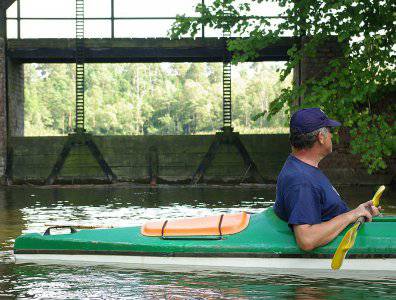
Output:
[[7, 37, 293, 63]]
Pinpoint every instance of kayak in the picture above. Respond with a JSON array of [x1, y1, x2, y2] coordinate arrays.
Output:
[[13, 208, 396, 271]]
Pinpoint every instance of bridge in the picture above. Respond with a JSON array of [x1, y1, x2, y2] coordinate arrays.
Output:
[[7, 38, 292, 63], [2, 1, 377, 186]]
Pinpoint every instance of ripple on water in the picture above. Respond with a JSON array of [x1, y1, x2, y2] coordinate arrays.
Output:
[[0, 251, 15, 264], [0, 264, 395, 299]]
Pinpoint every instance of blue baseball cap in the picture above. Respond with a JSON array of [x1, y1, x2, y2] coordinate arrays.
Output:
[[290, 108, 341, 134]]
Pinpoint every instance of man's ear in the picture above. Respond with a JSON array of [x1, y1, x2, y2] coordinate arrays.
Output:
[[317, 132, 325, 145]]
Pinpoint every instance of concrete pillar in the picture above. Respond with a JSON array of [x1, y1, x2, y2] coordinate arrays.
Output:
[[7, 59, 24, 136], [293, 36, 344, 106], [0, 7, 7, 182]]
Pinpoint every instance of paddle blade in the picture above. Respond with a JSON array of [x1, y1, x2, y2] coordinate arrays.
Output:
[[331, 185, 386, 270], [331, 222, 359, 270], [372, 185, 386, 207]]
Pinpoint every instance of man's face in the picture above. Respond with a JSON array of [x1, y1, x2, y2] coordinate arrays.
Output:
[[323, 127, 333, 154], [317, 127, 333, 155]]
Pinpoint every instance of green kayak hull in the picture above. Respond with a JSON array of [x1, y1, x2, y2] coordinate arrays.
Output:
[[14, 209, 396, 258], [13, 209, 396, 270]]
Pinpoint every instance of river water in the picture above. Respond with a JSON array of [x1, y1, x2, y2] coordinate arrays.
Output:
[[0, 184, 395, 299]]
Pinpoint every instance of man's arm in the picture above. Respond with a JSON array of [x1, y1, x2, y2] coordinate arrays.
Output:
[[293, 200, 380, 251]]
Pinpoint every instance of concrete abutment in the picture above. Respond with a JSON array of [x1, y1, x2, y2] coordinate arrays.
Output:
[[7, 59, 24, 137], [0, 38, 6, 182]]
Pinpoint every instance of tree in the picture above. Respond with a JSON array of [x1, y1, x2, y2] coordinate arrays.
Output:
[[25, 62, 288, 136], [170, 0, 395, 173]]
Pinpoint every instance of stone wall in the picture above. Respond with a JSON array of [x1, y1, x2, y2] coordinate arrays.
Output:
[[6, 134, 395, 185], [7, 60, 24, 136], [293, 36, 344, 105], [8, 134, 290, 184], [0, 38, 6, 181], [295, 37, 344, 84]]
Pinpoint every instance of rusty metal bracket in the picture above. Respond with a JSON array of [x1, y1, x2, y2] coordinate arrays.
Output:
[[191, 129, 264, 184], [45, 133, 117, 185]]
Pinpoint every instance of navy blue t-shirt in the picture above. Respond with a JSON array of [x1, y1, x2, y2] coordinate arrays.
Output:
[[273, 155, 349, 226]]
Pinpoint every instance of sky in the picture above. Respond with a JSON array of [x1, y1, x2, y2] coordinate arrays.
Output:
[[6, 0, 285, 39]]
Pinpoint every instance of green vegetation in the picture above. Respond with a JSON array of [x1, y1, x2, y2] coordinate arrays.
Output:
[[24, 62, 290, 136], [170, 0, 395, 173]]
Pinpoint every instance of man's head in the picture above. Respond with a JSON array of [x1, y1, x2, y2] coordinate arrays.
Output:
[[290, 108, 341, 156]]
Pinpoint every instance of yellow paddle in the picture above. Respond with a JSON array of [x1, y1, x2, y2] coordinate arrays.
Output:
[[331, 185, 386, 270]]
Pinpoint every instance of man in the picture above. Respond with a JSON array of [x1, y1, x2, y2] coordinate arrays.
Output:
[[273, 108, 380, 251]]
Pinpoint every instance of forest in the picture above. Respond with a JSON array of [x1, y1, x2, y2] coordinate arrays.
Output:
[[24, 62, 290, 136]]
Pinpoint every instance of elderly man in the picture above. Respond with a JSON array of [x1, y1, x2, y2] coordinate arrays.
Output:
[[273, 108, 380, 251]]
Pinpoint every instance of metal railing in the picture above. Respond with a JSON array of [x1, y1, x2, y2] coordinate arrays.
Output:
[[6, 0, 285, 39]]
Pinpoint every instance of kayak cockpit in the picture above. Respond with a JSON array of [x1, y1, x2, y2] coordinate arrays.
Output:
[[141, 212, 250, 238]]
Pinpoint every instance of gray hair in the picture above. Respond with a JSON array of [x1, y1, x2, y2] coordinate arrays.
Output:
[[290, 127, 328, 149]]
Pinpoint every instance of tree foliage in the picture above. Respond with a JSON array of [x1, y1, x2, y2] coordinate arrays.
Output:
[[25, 62, 289, 136], [170, 0, 395, 173]]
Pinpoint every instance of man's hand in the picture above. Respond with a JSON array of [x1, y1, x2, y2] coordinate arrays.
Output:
[[293, 200, 382, 251], [348, 200, 381, 223]]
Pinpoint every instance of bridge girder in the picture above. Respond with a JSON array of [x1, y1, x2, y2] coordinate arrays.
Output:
[[7, 37, 293, 63], [1, 0, 16, 10]]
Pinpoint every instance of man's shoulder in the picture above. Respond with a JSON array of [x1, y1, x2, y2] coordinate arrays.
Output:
[[278, 165, 320, 192], [278, 162, 312, 185], [280, 172, 315, 189]]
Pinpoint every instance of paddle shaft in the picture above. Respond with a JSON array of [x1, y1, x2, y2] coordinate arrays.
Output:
[[355, 201, 380, 229], [355, 216, 365, 229]]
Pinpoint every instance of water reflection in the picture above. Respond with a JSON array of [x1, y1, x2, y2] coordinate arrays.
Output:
[[1, 264, 395, 299], [0, 184, 395, 299], [0, 189, 25, 250]]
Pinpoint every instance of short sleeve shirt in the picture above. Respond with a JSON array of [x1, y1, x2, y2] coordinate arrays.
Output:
[[273, 155, 349, 226]]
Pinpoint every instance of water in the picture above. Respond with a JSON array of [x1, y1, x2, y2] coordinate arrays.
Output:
[[1, 184, 395, 299]]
